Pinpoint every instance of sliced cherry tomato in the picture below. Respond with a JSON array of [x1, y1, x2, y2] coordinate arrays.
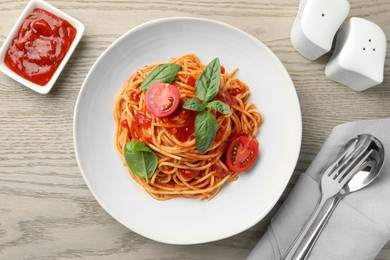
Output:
[[226, 136, 258, 172], [179, 169, 200, 181], [145, 82, 180, 117]]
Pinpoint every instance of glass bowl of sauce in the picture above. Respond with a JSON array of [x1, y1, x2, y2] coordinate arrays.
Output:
[[0, 0, 84, 94]]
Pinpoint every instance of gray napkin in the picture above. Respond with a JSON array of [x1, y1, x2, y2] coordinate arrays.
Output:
[[247, 118, 390, 260]]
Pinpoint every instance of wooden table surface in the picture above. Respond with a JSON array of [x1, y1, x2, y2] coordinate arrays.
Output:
[[1, 0, 389, 259]]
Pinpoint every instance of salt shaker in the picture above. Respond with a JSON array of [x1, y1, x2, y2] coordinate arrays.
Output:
[[325, 17, 387, 91], [291, 0, 350, 60]]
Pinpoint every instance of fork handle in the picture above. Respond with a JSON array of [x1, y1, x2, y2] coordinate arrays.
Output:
[[282, 196, 328, 260], [294, 194, 343, 260]]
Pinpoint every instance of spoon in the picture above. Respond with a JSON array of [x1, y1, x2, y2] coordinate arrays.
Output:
[[293, 134, 385, 260]]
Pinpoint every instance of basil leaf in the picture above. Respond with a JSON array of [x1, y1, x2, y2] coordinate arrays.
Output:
[[195, 111, 218, 154], [140, 64, 182, 91], [195, 58, 221, 102], [183, 98, 205, 112], [124, 141, 158, 182], [207, 100, 231, 115]]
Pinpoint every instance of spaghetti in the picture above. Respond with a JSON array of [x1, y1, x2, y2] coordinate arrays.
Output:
[[114, 54, 262, 200]]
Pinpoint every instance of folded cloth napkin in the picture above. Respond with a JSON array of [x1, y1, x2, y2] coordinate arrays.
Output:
[[247, 118, 390, 260]]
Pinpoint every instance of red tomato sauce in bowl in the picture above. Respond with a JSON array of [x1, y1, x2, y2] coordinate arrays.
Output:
[[4, 8, 77, 86]]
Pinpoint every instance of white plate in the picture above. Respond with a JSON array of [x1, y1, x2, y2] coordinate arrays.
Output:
[[74, 17, 302, 245]]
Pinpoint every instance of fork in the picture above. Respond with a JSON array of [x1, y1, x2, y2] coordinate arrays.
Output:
[[282, 135, 371, 260]]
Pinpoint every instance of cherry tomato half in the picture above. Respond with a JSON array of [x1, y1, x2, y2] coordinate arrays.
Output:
[[226, 136, 258, 172], [145, 82, 180, 117]]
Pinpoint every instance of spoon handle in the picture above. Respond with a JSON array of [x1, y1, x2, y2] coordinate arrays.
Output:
[[294, 194, 344, 260], [282, 196, 328, 260]]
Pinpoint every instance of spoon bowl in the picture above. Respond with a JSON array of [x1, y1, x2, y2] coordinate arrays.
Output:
[[342, 134, 385, 194]]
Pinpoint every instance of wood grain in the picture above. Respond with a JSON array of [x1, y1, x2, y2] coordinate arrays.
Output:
[[0, 0, 389, 259]]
